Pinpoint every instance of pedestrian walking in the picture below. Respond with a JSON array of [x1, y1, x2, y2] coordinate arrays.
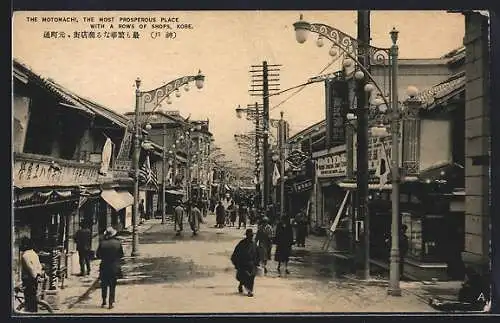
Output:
[[201, 195, 209, 217], [174, 201, 185, 236], [228, 201, 237, 227], [210, 197, 216, 213], [73, 222, 92, 276], [215, 201, 225, 228], [294, 209, 308, 247], [96, 227, 124, 309], [255, 217, 273, 275], [189, 203, 203, 236], [222, 193, 233, 225], [249, 207, 256, 225], [20, 237, 43, 313], [274, 218, 294, 275], [238, 203, 248, 229], [139, 199, 145, 224], [231, 228, 260, 297]]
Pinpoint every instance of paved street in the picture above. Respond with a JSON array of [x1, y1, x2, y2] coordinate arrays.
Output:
[[64, 215, 437, 314]]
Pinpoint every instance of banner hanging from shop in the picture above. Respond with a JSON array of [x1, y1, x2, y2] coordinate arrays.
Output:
[[352, 134, 402, 177]]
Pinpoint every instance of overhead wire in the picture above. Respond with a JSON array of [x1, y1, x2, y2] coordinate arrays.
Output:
[[270, 53, 344, 111]]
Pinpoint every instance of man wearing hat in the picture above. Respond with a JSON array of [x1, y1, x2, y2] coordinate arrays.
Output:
[[96, 227, 124, 309], [231, 228, 260, 297]]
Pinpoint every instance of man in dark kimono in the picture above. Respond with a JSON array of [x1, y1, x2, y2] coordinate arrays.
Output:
[[96, 227, 124, 309], [74, 222, 92, 276], [231, 229, 259, 297], [215, 201, 225, 228], [294, 209, 308, 247]]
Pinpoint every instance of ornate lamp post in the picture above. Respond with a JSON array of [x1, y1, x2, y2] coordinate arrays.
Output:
[[293, 14, 405, 294], [132, 71, 205, 256]]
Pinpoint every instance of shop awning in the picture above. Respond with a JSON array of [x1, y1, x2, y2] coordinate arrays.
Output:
[[101, 189, 133, 211], [165, 189, 185, 196]]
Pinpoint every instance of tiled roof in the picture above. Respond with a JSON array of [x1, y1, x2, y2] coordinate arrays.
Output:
[[414, 71, 466, 109], [13, 60, 94, 115], [76, 96, 129, 127], [13, 59, 128, 128]]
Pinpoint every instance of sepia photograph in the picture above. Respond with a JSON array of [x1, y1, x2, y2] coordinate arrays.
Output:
[[11, 9, 494, 315]]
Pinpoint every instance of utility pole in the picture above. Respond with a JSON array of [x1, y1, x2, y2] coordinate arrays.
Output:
[[254, 102, 262, 210], [262, 61, 271, 213], [279, 111, 286, 220], [356, 10, 371, 280], [250, 61, 280, 217], [161, 123, 167, 224]]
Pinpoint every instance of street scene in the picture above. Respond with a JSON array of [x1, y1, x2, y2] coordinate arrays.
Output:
[[12, 10, 494, 315]]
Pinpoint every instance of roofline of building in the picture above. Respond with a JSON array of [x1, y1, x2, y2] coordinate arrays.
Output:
[[288, 119, 326, 141], [13, 58, 129, 128]]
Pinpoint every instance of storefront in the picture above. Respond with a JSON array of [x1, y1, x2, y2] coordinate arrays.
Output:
[[313, 146, 348, 235], [12, 153, 101, 299], [338, 177, 465, 280], [13, 189, 79, 286]]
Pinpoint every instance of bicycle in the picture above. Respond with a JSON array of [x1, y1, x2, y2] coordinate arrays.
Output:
[[13, 274, 54, 314]]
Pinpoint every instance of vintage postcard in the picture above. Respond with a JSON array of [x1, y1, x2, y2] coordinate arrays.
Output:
[[11, 10, 493, 314]]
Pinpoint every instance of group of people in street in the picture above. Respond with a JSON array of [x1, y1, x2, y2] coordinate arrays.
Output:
[[215, 193, 251, 229], [231, 216, 296, 297], [174, 200, 205, 236]]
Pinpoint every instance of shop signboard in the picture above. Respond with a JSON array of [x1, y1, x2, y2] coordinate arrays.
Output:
[[286, 149, 309, 171], [293, 179, 313, 193], [315, 151, 347, 178], [325, 79, 348, 147], [13, 153, 100, 188]]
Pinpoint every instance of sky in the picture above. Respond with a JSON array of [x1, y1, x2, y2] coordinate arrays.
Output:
[[12, 11, 465, 163]]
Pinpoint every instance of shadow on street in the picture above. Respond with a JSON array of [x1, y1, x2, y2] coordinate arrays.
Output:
[[119, 255, 217, 286], [287, 248, 390, 281]]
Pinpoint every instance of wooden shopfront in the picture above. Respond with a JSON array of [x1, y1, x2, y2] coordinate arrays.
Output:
[[13, 152, 101, 293]]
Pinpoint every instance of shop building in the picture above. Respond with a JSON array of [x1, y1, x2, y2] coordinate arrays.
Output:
[[287, 49, 469, 280], [124, 110, 213, 214], [459, 11, 491, 278], [13, 60, 133, 308]]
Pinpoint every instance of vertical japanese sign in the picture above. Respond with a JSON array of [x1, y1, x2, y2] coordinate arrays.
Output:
[[325, 78, 348, 148]]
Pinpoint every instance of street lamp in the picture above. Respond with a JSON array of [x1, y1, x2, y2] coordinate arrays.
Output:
[[132, 70, 205, 256], [370, 84, 420, 297], [293, 14, 401, 292]]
